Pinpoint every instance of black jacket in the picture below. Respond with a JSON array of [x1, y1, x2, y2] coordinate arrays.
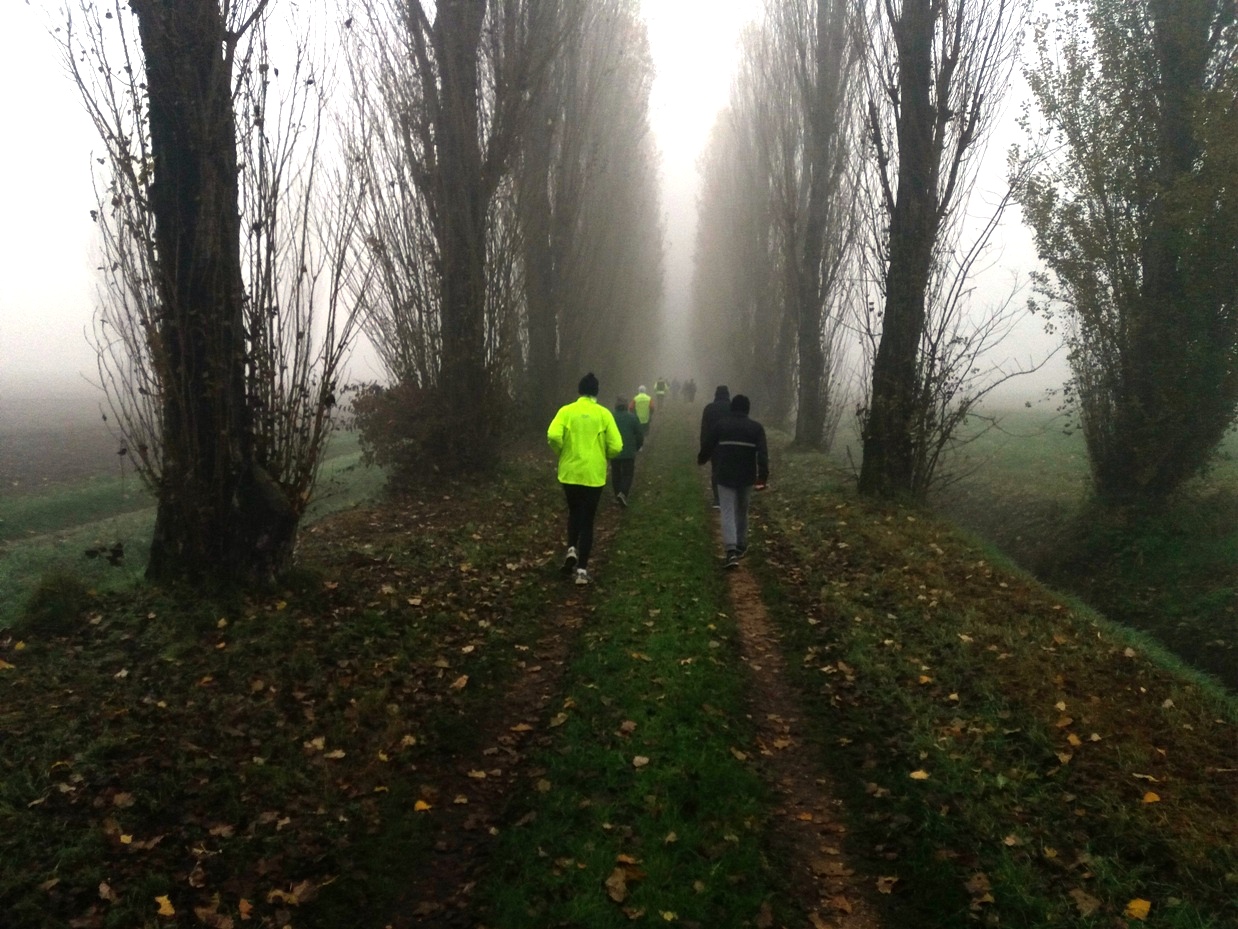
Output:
[[699, 388, 731, 453], [697, 412, 769, 488]]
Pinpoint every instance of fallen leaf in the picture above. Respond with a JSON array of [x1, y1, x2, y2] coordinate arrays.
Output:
[[0, 659, 16, 671], [632, 756, 650, 768], [876, 875, 899, 894], [1124, 898, 1152, 920], [98, 883, 117, 902], [414, 800, 432, 812], [511, 723, 534, 732], [1142, 791, 1161, 804], [730, 747, 748, 761], [239, 899, 253, 921], [449, 675, 469, 691], [909, 769, 930, 780], [155, 895, 175, 917], [605, 867, 628, 902], [1069, 888, 1100, 916]]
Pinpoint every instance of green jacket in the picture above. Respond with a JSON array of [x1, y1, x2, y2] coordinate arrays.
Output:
[[612, 407, 645, 460], [547, 396, 623, 487]]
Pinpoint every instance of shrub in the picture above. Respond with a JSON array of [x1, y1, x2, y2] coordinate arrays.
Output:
[[15, 571, 94, 637]]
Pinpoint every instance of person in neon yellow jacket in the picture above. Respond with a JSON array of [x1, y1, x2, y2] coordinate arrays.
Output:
[[630, 386, 654, 437], [547, 372, 623, 586]]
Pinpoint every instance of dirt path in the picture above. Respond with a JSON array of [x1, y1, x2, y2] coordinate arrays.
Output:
[[723, 548, 885, 929]]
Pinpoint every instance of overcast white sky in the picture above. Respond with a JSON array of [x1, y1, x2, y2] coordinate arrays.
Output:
[[0, 0, 1059, 409]]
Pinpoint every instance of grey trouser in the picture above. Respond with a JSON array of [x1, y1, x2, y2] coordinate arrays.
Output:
[[717, 484, 752, 553]]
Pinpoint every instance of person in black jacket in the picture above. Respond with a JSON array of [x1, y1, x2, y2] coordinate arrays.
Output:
[[699, 385, 731, 508], [697, 394, 769, 569]]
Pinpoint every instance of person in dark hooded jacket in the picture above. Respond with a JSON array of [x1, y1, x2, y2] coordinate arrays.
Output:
[[697, 394, 768, 569], [699, 385, 731, 507]]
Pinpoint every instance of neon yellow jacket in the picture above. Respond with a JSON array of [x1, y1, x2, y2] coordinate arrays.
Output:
[[547, 396, 623, 487], [631, 392, 653, 424]]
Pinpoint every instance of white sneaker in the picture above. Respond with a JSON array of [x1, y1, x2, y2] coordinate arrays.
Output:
[[574, 568, 590, 586], [562, 546, 578, 572]]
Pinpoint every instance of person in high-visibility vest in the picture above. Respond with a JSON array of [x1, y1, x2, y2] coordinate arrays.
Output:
[[654, 377, 670, 407], [630, 386, 654, 437]]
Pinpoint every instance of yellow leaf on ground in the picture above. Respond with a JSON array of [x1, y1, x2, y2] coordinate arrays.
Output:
[[1142, 791, 1161, 804], [633, 756, 650, 768], [155, 895, 176, 916], [1125, 899, 1152, 920], [0, 659, 16, 671], [449, 675, 469, 690], [909, 769, 930, 780], [876, 876, 899, 894], [414, 800, 432, 812], [238, 899, 254, 921]]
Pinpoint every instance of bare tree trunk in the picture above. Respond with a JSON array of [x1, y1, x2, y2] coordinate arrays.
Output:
[[433, 0, 495, 469], [131, 0, 294, 583], [858, 0, 938, 497]]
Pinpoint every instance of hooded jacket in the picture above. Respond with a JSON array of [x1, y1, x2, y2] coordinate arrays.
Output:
[[699, 386, 731, 450], [697, 409, 769, 488], [547, 395, 623, 487]]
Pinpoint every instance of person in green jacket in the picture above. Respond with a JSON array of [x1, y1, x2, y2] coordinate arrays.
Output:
[[611, 397, 644, 507], [630, 386, 654, 437], [547, 372, 624, 586]]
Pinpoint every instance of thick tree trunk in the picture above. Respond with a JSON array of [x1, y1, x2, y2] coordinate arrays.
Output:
[[134, 0, 296, 583], [433, 0, 496, 471], [859, 0, 938, 499], [520, 95, 561, 423]]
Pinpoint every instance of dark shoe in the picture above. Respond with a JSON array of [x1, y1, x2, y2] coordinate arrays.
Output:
[[562, 547, 578, 572], [724, 551, 739, 570], [617, 492, 628, 508], [736, 544, 748, 558]]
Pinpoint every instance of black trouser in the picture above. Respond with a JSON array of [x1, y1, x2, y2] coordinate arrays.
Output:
[[562, 483, 604, 568], [611, 458, 635, 498]]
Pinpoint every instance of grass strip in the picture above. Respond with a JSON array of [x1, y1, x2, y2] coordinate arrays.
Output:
[[755, 435, 1238, 929], [478, 411, 790, 928]]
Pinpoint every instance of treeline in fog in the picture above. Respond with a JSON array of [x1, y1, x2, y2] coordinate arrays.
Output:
[[60, 0, 662, 587], [691, 0, 1238, 505]]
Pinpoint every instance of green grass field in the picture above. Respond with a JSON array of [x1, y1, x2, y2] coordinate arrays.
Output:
[[933, 405, 1238, 689], [0, 430, 383, 630]]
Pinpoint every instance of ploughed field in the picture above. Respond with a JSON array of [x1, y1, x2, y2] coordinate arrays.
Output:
[[0, 398, 121, 496]]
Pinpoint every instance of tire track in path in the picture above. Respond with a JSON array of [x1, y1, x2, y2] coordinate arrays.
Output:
[[721, 544, 886, 929]]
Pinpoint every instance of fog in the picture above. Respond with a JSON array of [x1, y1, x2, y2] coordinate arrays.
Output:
[[0, 0, 1066, 430]]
